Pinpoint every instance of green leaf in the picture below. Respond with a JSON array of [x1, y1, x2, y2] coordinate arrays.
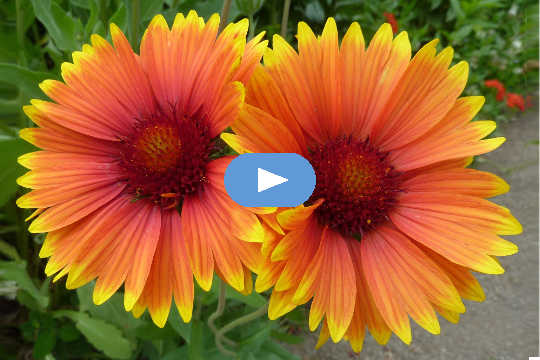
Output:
[[70, 0, 92, 9], [84, 0, 105, 38], [30, 0, 83, 52], [0, 261, 49, 310], [110, 3, 127, 32], [169, 306, 192, 343], [0, 138, 35, 207], [235, 0, 264, 16], [226, 286, 267, 308], [162, 347, 188, 360], [260, 341, 300, 360], [75, 314, 132, 359], [451, 24, 473, 44], [54, 310, 132, 359], [0, 239, 21, 261], [17, 289, 45, 311], [141, 0, 165, 21], [0, 98, 20, 117], [270, 330, 304, 345], [449, 0, 465, 20], [34, 327, 57, 359], [0, 63, 51, 99], [238, 326, 271, 358], [0, 31, 19, 63], [76, 283, 140, 335], [188, 320, 203, 360], [185, 0, 241, 22], [134, 323, 177, 341], [58, 323, 81, 342]]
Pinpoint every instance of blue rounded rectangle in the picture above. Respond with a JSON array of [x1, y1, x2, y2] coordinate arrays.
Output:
[[224, 153, 316, 207]]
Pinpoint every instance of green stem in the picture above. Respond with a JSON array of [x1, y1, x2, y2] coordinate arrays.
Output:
[[128, 0, 141, 48], [208, 280, 236, 348], [280, 0, 291, 38], [248, 14, 255, 40], [219, 0, 233, 33], [0, 225, 18, 234], [15, 0, 27, 67], [14, 195, 28, 263], [194, 293, 202, 320], [99, 0, 109, 27], [215, 304, 269, 357]]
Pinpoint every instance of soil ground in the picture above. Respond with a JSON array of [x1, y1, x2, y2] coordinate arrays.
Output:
[[286, 108, 540, 360]]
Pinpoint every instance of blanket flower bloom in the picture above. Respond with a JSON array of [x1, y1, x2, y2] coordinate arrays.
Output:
[[17, 11, 268, 327], [222, 19, 521, 351]]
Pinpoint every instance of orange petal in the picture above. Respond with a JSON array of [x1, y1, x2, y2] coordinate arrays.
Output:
[[361, 228, 411, 344], [367, 225, 441, 339], [276, 198, 323, 230], [231, 104, 304, 154], [21, 106, 118, 156], [244, 66, 306, 149], [435, 305, 460, 324], [233, 31, 268, 84], [17, 177, 120, 208], [422, 245, 486, 302], [92, 201, 161, 306], [350, 25, 411, 139], [268, 288, 297, 320], [41, 195, 130, 275], [302, 229, 356, 342], [403, 167, 510, 198], [28, 183, 125, 233], [389, 97, 505, 171], [209, 81, 245, 137], [265, 34, 323, 143], [391, 194, 520, 274], [347, 240, 392, 347], [315, 320, 330, 349], [124, 206, 162, 311], [134, 210, 194, 326], [18, 151, 114, 170], [181, 196, 215, 291], [274, 218, 322, 292], [371, 43, 468, 150], [379, 226, 465, 314]]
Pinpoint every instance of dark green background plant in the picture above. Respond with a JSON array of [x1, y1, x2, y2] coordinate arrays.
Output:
[[0, 0, 537, 359]]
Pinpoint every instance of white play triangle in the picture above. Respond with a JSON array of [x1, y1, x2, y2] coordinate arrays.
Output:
[[258, 168, 288, 192]]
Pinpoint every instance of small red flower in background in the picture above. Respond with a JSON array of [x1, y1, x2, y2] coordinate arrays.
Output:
[[525, 95, 533, 109], [383, 12, 398, 34], [506, 93, 526, 111], [484, 79, 506, 101], [484, 79, 532, 112]]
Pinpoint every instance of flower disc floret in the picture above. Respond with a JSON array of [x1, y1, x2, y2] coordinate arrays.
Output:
[[119, 107, 213, 208], [308, 137, 402, 237]]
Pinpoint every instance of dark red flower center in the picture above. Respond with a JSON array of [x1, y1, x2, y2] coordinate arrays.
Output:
[[119, 107, 213, 209], [307, 137, 402, 238]]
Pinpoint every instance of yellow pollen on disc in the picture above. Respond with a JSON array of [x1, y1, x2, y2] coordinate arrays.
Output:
[[337, 154, 380, 198], [133, 124, 182, 172]]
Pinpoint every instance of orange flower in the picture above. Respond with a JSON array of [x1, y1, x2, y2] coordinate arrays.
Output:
[[484, 79, 506, 101], [223, 19, 521, 351], [383, 12, 399, 34], [506, 92, 526, 111], [17, 12, 269, 327]]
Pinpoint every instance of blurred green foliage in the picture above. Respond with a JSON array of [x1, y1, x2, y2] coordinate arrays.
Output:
[[0, 0, 538, 359]]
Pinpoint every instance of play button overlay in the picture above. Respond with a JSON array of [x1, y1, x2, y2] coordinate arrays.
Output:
[[258, 168, 288, 192], [225, 153, 316, 207]]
